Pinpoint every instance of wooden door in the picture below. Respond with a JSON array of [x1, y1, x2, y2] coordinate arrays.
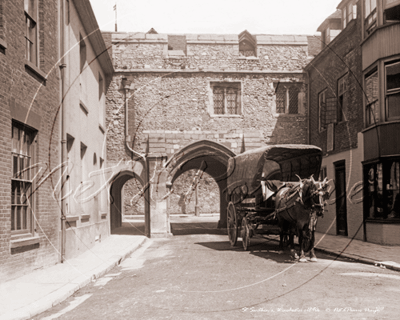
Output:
[[335, 161, 348, 236]]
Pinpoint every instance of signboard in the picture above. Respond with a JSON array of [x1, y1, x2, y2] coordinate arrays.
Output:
[[327, 123, 334, 152]]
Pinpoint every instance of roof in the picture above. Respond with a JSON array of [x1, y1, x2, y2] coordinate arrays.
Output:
[[317, 10, 342, 32], [226, 145, 322, 196], [72, 0, 114, 77]]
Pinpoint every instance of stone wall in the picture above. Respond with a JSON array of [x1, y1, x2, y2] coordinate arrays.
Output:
[[108, 32, 311, 72], [104, 31, 315, 224]]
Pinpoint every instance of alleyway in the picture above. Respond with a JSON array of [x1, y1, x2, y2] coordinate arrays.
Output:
[[34, 216, 397, 320]]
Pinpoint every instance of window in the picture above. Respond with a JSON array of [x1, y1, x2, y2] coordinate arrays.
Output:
[[338, 74, 347, 122], [365, 69, 379, 126], [80, 142, 87, 183], [11, 122, 37, 235], [211, 82, 241, 115], [319, 90, 337, 130], [385, 61, 400, 120], [239, 40, 256, 57], [24, 0, 38, 65], [275, 83, 300, 114], [384, 0, 400, 23], [167, 35, 186, 55], [365, 0, 377, 35], [80, 34, 86, 74], [365, 159, 400, 219]]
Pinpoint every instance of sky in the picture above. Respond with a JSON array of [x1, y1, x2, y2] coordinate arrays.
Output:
[[89, 0, 341, 35]]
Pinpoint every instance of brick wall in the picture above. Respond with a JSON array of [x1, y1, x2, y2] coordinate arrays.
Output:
[[307, 2, 363, 155], [0, 0, 60, 282]]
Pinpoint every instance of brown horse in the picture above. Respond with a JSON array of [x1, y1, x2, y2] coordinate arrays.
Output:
[[276, 176, 330, 262]]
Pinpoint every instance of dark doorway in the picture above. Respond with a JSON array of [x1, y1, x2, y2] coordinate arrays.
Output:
[[335, 161, 348, 236]]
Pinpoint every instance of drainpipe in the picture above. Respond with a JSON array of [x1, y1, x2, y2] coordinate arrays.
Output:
[[121, 77, 145, 161], [306, 70, 311, 145], [59, 0, 67, 263]]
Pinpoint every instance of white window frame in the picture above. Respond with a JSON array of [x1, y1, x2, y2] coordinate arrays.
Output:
[[24, 0, 38, 66]]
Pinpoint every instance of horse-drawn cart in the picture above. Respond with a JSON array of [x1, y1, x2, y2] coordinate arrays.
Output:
[[226, 144, 325, 252]]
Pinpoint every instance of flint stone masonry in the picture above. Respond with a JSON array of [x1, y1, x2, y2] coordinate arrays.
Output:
[[106, 32, 311, 72], [104, 31, 316, 234]]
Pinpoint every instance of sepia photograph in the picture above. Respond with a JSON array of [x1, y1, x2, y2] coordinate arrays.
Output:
[[0, 0, 399, 319]]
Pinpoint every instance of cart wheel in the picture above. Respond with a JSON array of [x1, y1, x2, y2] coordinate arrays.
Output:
[[242, 217, 251, 251], [227, 202, 238, 246]]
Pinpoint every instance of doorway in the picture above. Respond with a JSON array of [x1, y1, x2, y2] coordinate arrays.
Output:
[[335, 161, 348, 236]]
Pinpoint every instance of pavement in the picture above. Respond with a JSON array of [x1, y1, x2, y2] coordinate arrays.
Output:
[[0, 234, 147, 320], [1, 215, 400, 320]]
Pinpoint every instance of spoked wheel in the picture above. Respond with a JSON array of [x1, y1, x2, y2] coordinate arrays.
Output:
[[227, 201, 238, 246], [241, 217, 251, 251]]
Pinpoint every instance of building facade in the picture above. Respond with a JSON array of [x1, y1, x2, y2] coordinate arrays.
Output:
[[360, 0, 400, 244], [61, 0, 113, 259], [0, 0, 113, 282], [0, 0, 61, 281], [306, 0, 364, 241], [103, 30, 320, 234]]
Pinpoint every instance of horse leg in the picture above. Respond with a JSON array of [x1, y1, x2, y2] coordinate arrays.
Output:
[[298, 231, 307, 262], [309, 232, 317, 262], [289, 232, 298, 260]]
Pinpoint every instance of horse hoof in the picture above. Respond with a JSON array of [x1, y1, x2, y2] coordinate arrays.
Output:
[[299, 258, 307, 263], [310, 257, 318, 262]]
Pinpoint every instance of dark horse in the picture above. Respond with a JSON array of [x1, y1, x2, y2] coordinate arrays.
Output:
[[275, 176, 330, 262]]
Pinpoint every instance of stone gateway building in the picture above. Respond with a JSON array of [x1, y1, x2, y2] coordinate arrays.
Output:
[[103, 30, 320, 235]]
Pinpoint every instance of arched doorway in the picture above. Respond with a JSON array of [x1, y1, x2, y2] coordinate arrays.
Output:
[[165, 140, 236, 228], [109, 168, 150, 237]]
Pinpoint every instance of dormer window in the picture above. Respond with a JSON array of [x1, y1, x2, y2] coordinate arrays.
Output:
[[167, 35, 186, 56], [239, 30, 256, 57]]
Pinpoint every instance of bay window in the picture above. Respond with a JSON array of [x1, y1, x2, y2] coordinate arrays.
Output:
[[365, 0, 377, 35], [365, 69, 379, 126], [385, 61, 400, 120]]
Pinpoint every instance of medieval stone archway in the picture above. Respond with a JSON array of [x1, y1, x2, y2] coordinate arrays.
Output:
[[108, 160, 150, 237], [165, 140, 236, 228]]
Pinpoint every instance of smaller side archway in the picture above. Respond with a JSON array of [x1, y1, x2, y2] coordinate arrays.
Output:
[[108, 159, 150, 237]]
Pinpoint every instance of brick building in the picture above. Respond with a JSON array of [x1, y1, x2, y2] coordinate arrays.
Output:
[[103, 30, 320, 235], [0, 0, 60, 281], [305, 0, 365, 241], [0, 0, 113, 282]]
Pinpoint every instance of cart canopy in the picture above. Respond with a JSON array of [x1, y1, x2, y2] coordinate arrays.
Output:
[[226, 144, 322, 196]]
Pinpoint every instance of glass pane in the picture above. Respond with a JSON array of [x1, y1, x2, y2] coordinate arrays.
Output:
[[366, 0, 371, 17], [213, 88, 224, 114], [20, 156, 25, 180], [366, 71, 378, 102], [22, 207, 27, 230], [387, 92, 400, 119], [371, 0, 377, 11], [16, 182, 21, 205], [26, 158, 31, 180], [367, 166, 375, 218], [11, 182, 15, 205], [377, 163, 384, 217], [24, 0, 36, 18], [13, 155, 18, 178], [11, 207, 15, 231], [226, 89, 237, 114], [386, 62, 400, 91], [16, 207, 21, 230]]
